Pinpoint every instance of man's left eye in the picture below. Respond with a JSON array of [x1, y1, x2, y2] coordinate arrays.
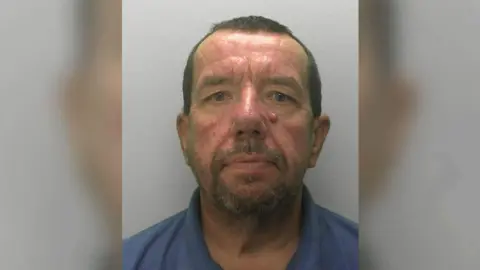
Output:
[[271, 92, 293, 103]]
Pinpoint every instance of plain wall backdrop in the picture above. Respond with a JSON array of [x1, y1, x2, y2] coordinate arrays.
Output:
[[123, 0, 359, 237], [0, 1, 107, 269], [363, 0, 480, 269]]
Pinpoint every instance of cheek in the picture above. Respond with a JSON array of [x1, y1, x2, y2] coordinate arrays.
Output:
[[271, 119, 311, 166], [189, 113, 232, 166]]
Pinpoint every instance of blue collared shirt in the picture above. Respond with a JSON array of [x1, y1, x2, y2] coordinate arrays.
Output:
[[123, 187, 358, 270]]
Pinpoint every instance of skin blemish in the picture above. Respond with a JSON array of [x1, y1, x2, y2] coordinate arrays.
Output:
[[268, 112, 278, 123]]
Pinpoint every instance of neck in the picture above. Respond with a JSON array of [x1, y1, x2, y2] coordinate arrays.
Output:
[[200, 189, 303, 256]]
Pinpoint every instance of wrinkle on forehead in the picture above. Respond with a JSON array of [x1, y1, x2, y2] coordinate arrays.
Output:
[[193, 31, 308, 89]]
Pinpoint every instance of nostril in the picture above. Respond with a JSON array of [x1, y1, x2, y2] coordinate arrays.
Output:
[[233, 120, 266, 139], [235, 129, 262, 138]]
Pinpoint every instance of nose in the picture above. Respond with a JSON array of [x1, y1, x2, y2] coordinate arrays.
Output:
[[232, 115, 266, 140], [231, 86, 267, 140]]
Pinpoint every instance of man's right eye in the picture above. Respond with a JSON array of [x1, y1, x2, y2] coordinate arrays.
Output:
[[207, 91, 229, 102]]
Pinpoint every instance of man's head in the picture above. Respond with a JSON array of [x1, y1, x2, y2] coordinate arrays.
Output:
[[177, 16, 330, 217]]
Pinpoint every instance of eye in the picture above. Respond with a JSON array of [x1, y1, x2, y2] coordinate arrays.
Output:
[[206, 91, 230, 102], [270, 91, 294, 103]]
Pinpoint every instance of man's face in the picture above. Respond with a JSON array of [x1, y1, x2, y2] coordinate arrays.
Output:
[[177, 31, 330, 215]]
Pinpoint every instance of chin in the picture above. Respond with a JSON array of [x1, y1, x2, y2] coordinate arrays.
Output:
[[224, 178, 278, 200], [232, 186, 269, 202]]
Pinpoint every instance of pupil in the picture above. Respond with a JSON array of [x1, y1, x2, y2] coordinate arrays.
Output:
[[274, 92, 286, 102], [214, 92, 225, 101]]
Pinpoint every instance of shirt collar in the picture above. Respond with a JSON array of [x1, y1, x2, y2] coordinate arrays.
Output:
[[288, 186, 327, 269], [184, 188, 222, 269]]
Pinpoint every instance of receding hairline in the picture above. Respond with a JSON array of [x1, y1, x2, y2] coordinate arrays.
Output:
[[195, 30, 307, 59], [191, 30, 309, 84]]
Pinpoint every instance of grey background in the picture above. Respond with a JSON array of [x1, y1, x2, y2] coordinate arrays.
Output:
[[122, 0, 359, 237], [363, 0, 480, 269], [0, 1, 107, 270]]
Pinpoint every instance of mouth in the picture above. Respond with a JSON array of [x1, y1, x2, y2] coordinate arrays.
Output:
[[223, 154, 277, 170]]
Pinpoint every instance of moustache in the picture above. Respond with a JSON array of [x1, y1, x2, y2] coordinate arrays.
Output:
[[212, 138, 285, 170]]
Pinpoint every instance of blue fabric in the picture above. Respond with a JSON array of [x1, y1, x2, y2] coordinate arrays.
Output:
[[123, 186, 358, 270]]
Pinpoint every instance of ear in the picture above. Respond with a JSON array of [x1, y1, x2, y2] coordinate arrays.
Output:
[[308, 114, 330, 168], [176, 111, 190, 165]]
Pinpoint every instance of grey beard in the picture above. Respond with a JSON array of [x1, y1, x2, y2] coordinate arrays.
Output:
[[188, 138, 306, 221], [209, 171, 304, 221]]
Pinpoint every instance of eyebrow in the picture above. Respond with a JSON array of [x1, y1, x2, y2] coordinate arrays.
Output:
[[264, 76, 304, 93], [195, 75, 304, 95], [196, 75, 233, 90]]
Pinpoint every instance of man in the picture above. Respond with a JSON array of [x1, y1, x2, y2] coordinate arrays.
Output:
[[64, 0, 121, 268], [123, 16, 358, 270]]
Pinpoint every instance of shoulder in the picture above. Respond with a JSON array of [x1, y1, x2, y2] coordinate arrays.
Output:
[[317, 206, 358, 238], [122, 210, 187, 270], [315, 205, 358, 264]]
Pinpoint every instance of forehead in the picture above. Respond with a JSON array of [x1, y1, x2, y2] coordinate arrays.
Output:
[[194, 31, 308, 78]]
